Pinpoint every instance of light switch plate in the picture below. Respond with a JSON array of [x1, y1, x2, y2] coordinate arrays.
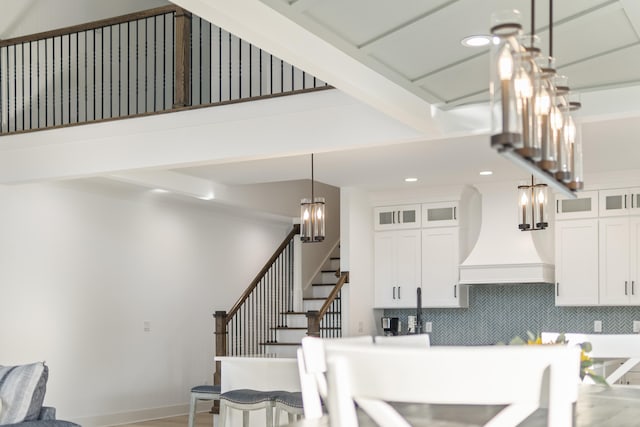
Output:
[[633, 321, 640, 333], [425, 321, 432, 333], [594, 320, 602, 333]]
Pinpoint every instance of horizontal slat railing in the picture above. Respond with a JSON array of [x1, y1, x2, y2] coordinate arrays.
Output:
[[0, 7, 329, 135]]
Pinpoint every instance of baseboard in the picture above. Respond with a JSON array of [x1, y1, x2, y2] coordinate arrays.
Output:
[[69, 403, 205, 427]]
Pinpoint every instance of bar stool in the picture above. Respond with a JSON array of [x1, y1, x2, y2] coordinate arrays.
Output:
[[218, 389, 279, 427], [273, 391, 305, 425], [189, 384, 221, 427]]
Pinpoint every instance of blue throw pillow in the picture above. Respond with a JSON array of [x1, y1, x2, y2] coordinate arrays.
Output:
[[0, 362, 48, 425]]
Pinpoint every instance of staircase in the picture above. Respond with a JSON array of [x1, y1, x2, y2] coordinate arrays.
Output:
[[264, 253, 342, 357]]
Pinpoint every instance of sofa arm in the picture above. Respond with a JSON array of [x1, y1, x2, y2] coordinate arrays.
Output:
[[38, 407, 56, 421]]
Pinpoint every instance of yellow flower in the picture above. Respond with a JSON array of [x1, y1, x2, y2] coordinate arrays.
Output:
[[580, 350, 590, 362], [527, 336, 542, 345]]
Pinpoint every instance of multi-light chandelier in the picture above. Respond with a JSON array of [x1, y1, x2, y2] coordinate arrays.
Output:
[[490, 0, 583, 199], [300, 153, 326, 243]]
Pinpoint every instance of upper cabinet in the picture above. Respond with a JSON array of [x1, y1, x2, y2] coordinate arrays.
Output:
[[599, 188, 640, 217], [374, 204, 421, 231], [422, 201, 458, 227], [556, 190, 599, 220]]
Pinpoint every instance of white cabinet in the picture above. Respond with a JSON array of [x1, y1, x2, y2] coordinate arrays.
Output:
[[374, 204, 420, 230], [599, 188, 640, 217], [556, 191, 598, 219], [374, 230, 421, 308], [421, 227, 467, 308], [555, 219, 599, 306], [599, 217, 640, 305], [422, 201, 458, 227]]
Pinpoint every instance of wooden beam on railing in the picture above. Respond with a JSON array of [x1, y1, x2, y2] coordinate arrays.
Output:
[[174, 8, 192, 108], [306, 271, 349, 337]]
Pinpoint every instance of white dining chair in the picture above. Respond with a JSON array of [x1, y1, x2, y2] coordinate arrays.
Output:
[[373, 334, 430, 347], [324, 344, 581, 427], [298, 336, 373, 419], [542, 332, 640, 384]]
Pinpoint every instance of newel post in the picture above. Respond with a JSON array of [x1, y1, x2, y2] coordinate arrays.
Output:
[[212, 310, 227, 413], [306, 310, 321, 337], [174, 8, 191, 108]]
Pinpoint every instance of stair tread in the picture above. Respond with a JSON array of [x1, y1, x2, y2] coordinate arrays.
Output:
[[304, 297, 340, 301], [271, 326, 341, 330], [312, 283, 335, 287], [321, 269, 338, 273], [260, 342, 301, 346], [330, 257, 340, 260], [282, 311, 340, 315]]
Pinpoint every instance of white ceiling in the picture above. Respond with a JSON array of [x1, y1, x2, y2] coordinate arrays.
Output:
[[2, 0, 640, 194]]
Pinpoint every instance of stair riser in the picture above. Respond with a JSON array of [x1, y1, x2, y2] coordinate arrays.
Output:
[[320, 271, 338, 284], [311, 285, 334, 298], [303, 299, 326, 311], [328, 259, 340, 270], [264, 344, 299, 358], [276, 328, 308, 343], [284, 313, 308, 328]]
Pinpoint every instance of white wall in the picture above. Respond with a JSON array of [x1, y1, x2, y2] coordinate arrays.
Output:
[[0, 179, 290, 426], [340, 187, 375, 336]]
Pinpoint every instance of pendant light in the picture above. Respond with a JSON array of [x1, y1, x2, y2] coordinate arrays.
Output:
[[300, 153, 325, 243], [518, 176, 549, 231], [491, 0, 584, 199]]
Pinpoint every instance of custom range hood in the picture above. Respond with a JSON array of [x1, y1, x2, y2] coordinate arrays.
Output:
[[459, 182, 554, 285]]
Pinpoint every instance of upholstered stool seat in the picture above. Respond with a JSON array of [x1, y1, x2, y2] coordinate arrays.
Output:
[[189, 384, 221, 427], [218, 389, 280, 427], [272, 391, 305, 425]]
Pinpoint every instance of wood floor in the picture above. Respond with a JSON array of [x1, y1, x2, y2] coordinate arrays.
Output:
[[114, 412, 216, 427]]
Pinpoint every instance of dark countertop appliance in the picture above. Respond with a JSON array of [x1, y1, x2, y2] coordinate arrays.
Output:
[[381, 317, 400, 336]]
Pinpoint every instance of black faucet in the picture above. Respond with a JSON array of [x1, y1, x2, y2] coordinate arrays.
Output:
[[416, 287, 423, 334]]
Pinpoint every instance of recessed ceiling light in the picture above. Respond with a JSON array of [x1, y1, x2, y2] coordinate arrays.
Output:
[[404, 177, 418, 182], [479, 170, 493, 176], [461, 35, 491, 47]]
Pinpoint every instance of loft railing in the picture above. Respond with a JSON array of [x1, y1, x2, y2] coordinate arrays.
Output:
[[306, 271, 348, 338], [0, 6, 328, 134]]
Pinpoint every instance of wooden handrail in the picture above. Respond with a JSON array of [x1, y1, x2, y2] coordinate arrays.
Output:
[[226, 224, 300, 321], [0, 5, 181, 48], [318, 271, 349, 318]]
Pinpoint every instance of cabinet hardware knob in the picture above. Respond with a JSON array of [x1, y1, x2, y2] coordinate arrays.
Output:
[[453, 207, 457, 220], [633, 281, 636, 295], [625, 195, 628, 209], [398, 286, 401, 299], [556, 282, 559, 297], [454, 285, 457, 298], [625, 281, 628, 296], [392, 211, 396, 224], [556, 200, 559, 214], [393, 286, 396, 299]]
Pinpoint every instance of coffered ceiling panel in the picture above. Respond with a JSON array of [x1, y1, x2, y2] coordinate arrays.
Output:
[[560, 44, 640, 90], [417, 54, 490, 104], [292, 0, 451, 47]]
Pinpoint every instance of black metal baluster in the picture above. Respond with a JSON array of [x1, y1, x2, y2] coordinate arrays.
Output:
[[93, 29, 96, 120], [280, 58, 283, 94], [218, 27, 221, 102], [291, 62, 294, 92], [44, 40, 48, 127], [136, 20, 139, 114], [84, 31, 87, 122], [259, 49, 262, 96], [249, 43, 252, 97], [127, 22, 130, 115], [270, 54, 273, 95], [162, 14, 166, 109], [238, 37, 241, 99], [145, 18, 148, 113], [153, 16, 157, 111], [14, 44, 17, 131], [1, 47, 4, 133], [171, 13, 174, 107], [21, 42, 25, 130], [101, 28, 104, 119], [228, 32, 231, 101], [28, 42, 32, 129], [199, 16, 202, 104], [75, 33, 78, 123], [208, 21, 212, 103], [118, 24, 121, 117]]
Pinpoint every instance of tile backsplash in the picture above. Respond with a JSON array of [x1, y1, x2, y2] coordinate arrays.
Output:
[[383, 284, 640, 345]]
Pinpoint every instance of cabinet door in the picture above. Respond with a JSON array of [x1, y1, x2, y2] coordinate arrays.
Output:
[[599, 189, 631, 217], [374, 204, 420, 230], [556, 191, 598, 220], [555, 219, 599, 305], [374, 232, 397, 308], [630, 217, 640, 304], [394, 229, 421, 308], [599, 218, 631, 305], [422, 201, 458, 227], [421, 227, 465, 307], [373, 230, 421, 308]]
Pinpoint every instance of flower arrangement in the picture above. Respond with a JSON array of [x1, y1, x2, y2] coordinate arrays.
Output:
[[504, 332, 608, 385]]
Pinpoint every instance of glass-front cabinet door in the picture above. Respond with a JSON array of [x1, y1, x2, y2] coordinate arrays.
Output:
[[374, 204, 421, 231], [422, 201, 458, 227], [556, 191, 598, 220], [600, 188, 640, 217]]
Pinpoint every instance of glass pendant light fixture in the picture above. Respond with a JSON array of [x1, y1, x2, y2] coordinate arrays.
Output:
[[518, 176, 549, 231], [300, 153, 325, 243], [491, 0, 584, 199]]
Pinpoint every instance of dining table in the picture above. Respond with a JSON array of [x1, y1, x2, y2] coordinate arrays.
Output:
[[286, 384, 640, 427]]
